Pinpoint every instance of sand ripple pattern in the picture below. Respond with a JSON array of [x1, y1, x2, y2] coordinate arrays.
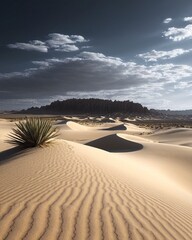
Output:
[[0, 141, 192, 240]]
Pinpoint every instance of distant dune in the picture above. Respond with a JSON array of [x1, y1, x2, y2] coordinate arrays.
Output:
[[0, 117, 192, 240], [143, 128, 192, 147]]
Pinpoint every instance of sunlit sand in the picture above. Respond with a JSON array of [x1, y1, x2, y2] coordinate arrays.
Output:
[[0, 116, 192, 240]]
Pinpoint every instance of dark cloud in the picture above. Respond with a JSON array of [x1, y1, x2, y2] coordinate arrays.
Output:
[[0, 59, 136, 100]]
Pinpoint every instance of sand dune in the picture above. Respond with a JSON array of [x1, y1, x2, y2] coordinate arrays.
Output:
[[143, 128, 192, 147], [67, 121, 127, 131], [117, 133, 192, 193], [100, 124, 127, 131], [0, 118, 192, 240], [67, 121, 92, 131], [59, 121, 128, 144], [86, 134, 143, 152]]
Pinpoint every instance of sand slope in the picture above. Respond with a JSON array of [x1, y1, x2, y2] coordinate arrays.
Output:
[[0, 119, 192, 240], [86, 134, 143, 152], [117, 134, 192, 193], [143, 128, 192, 147]]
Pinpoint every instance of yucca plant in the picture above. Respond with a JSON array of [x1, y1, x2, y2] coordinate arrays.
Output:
[[8, 118, 59, 147]]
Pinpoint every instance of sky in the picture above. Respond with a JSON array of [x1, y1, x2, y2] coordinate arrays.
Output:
[[1, 0, 192, 111]]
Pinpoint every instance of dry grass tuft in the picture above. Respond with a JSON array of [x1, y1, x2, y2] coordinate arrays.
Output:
[[8, 118, 59, 147]]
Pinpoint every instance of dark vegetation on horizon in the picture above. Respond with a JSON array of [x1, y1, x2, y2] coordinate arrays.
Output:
[[155, 109, 192, 116], [20, 98, 149, 115]]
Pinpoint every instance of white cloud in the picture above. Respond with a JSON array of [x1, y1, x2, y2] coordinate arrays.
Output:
[[47, 33, 87, 45], [27, 51, 192, 84], [75, 51, 192, 83], [46, 33, 88, 52], [174, 81, 192, 89], [55, 44, 79, 52], [3, 51, 192, 85], [7, 33, 89, 53], [0, 69, 36, 79], [0, 72, 27, 79], [32, 61, 50, 67], [47, 34, 74, 46], [81, 46, 92, 49], [8, 40, 48, 52], [70, 35, 88, 43], [163, 18, 172, 24], [138, 48, 192, 62], [163, 24, 192, 41], [78, 51, 124, 66], [184, 17, 192, 22]]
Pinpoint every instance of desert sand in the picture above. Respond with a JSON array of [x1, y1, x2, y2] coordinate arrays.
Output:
[[0, 117, 192, 240]]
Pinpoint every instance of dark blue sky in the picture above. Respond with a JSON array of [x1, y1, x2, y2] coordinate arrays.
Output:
[[1, 0, 192, 110]]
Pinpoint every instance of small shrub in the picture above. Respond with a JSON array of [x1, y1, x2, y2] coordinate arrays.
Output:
[[8, 118, 59, 147]]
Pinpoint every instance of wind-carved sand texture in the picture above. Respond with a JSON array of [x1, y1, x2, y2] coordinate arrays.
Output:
[[0, 118, 192, 240]]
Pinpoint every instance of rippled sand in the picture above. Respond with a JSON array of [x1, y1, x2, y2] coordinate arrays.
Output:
[[0, 118, 192, 240]]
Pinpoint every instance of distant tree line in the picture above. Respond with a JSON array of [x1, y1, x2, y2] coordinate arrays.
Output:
[[20, 98, 149, 114]]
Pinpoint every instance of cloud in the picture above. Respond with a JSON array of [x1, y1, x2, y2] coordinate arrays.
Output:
[[7, 33, 89, 53], [46, 33, 88, 52], [7, 40, 48, 52], [163, 24, 192, 41], [32, 61, 50, 67], [78, 51, 123, 65], [174, 81, 192, 89], [184, 17, 192, 22], [0, 68, 38, 79], [163, 18, 172, 24], [55, 44, 79, 52], [1, 50, 192, 110], [137, 48, 192, 62], [2, 51, 192, 85], [1, 51, 192, 101]]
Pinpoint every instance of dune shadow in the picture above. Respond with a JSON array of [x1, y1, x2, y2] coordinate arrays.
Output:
[[0, 146, 27, 165], [86, 134, 143, 152], [55, 119, 68, 125], [102, 124, 127, 131]]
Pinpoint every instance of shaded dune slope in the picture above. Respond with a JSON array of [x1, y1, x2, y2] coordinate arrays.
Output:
[[86, 134, 143, 152], [100, 124, 127, 131], [0, 140, 191, 240]]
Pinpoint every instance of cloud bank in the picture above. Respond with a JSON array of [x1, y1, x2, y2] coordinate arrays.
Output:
[[1, 51, 192, 110]]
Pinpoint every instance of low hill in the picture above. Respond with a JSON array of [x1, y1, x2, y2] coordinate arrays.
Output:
[[20, 98, 149, 115]]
